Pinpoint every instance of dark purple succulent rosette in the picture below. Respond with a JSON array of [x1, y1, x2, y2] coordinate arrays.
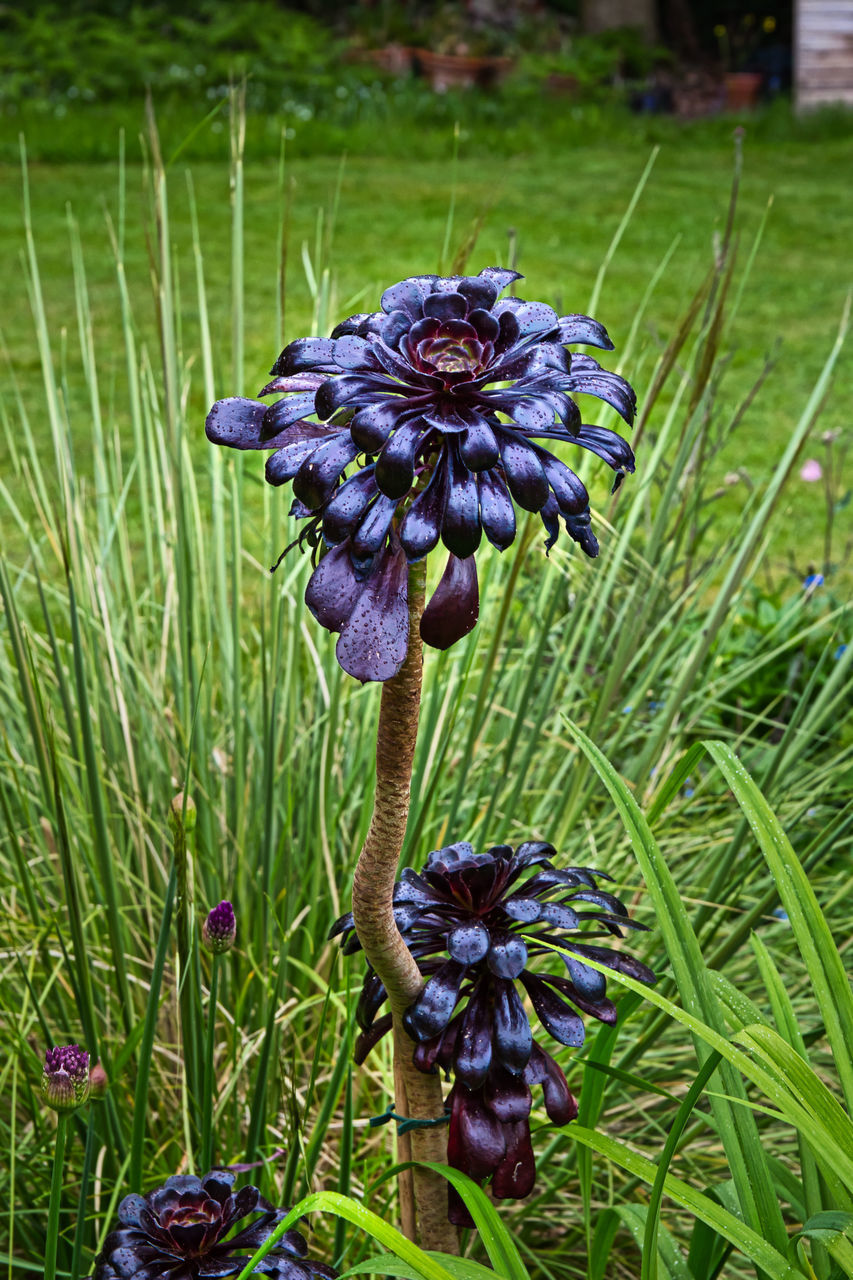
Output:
[[92, 1170, 338, 1279], [206, 268, 636, 682], [330, 839, 656, 1220]]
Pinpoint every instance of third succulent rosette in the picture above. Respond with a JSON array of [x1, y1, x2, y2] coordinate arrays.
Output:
[[206, 268, 636, 682], [331, 839, 656, 1224]]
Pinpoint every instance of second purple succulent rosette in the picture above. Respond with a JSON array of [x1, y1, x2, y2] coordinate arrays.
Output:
[[206, 268, 636, 682], [331, 840, 657, 1225]]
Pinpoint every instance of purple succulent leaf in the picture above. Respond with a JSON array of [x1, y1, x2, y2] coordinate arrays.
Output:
[[395, 867, 445, 903], [322, 469, 377, 545], [406, 958, 468, 1040], [271, 337, 338, 375], [477, 266, 523, 294], [292, 435, 359, 509], [162, 1174, 202, 1196], [224, 1217, 287, 1253], [335, 541, 409, 682], [478, 470, 516, 551], [380, 309, 413, 347], [493, 977, 534, 1074], [465, 308, 500, 344], [351, 494, 398, 565], [558, 314, 615, 350], [380, 277, 432, 317], [304, 542, 364, 634], [503, 394, 558, 433], [536, 971, 618, 1023], [566, 370, 637, 424], [539, 902, 580, 930], [331, 335, 380, 370], [265, 439, 326, 487], [483, 1071, 532, 1127], [258, 374, 328, 397], [169, 1222, 209, 1253], [205, 398, 270, 450], [495, 430, 550, 511], [574, 423, 636, 472], [513, 840, 557, 867], [502, 897, 542, 924], [420, 553, 479, 651], [570, 889, 629, 916], [428, 841, 476, 869], [355, 1013, 393, 1064], [459, 417, 500, 471], [492, 308, 521, 355], [350, 399, 413, 452], [372, 337, 443, 387], [327, 911, 353, 941], [374, 419, 428, 498], [423, 291, 469, 321], [441, 447, 482, 559], [535, 866, 594, 888], [487, 930, 528, 980], [494, 298, 559, 338], [399, 460, 448, 561], [564, 508, 600, 557], [261, 388, 332, 437], [453, 990, 494, 1088], [315, 373, 399, 419], [574, 943, 658, 985], [447, 1082, 507, 1181], [524, 1043, 578, 1124], [330, 311, 381, 339], [537, 450, 589, 516], [447, 922, 490, 965], [105, 1243, 164, 1274], [117, 1194, 148, 1227], [421, 401, 482, 434], [558, 951, 608, 1000], [492, 1121, 537, 1201], [202, 1172, 237, 1203], [536, 492, 560, 553], [521, 972, 586, 1046]]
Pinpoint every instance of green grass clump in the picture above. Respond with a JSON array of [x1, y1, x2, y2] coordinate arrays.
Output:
[[1, 94, 851, 1280]]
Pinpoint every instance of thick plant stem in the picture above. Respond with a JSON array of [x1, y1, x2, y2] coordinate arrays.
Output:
[[45, 1113, 68, 1280], [351, 559, 459, 1255]]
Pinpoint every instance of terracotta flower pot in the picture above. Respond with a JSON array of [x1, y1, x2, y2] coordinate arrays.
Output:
[[724, 71, 763, 111], [413, 49, 513, 92]]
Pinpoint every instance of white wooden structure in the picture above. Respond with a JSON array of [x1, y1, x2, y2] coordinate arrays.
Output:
[[795, 0, 853, 107]]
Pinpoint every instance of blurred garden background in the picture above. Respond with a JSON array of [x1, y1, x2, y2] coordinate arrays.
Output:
[[2, 2, 852, 1278]]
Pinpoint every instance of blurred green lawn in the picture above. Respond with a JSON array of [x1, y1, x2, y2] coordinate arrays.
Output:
[[1, 103, 850, 583]]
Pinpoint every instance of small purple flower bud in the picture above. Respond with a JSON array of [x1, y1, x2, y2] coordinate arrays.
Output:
[[203, 900, 236, 954], [88, 1061, 109, 1099], [42, 1044, 90, 1112]]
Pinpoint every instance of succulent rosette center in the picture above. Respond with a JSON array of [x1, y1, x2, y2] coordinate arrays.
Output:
[[206, 268, 637, 682]]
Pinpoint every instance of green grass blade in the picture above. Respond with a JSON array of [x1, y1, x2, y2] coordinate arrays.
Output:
[[704, 741, 853, 1111]]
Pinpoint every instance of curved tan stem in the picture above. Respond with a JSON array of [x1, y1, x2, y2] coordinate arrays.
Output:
[[351, 559, 459, 1254]]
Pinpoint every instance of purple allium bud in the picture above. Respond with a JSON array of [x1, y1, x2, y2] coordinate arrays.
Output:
[[202, 900, 236, 954], [169, 791, 197, 832], [88, 1061, 109, 1100], [42, 1044, 90, 1112]]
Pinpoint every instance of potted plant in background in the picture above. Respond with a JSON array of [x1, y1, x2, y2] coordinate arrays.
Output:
[[715, 13, 777, 109]]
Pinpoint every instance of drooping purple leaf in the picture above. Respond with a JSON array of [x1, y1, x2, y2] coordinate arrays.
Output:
[[420, 553, 479, 651], [335, 541, 409, 683], [521, 972, 586, 1046]]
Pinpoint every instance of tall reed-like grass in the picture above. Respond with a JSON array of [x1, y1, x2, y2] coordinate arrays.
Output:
[[1, 100, 850, 1278]]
